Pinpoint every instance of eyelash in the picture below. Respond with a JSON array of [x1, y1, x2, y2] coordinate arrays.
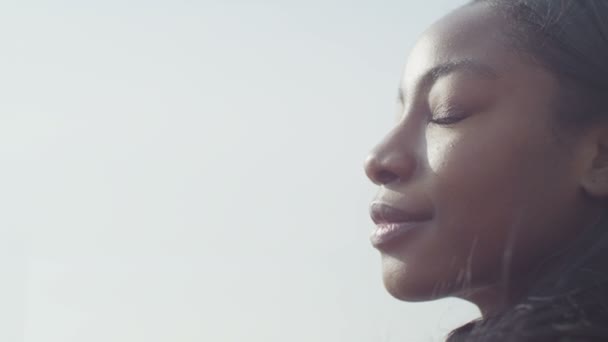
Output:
[[429, 115, 462, 125], [395, 100, 467, 126], [428, 111, 467, 125]]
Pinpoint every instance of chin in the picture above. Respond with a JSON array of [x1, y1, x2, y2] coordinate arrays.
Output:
[[381, 256, 453, 302], [382, 273, 440, 302]]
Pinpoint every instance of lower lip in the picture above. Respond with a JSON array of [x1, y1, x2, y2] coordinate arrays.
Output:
[[370, 222, 424, 248]]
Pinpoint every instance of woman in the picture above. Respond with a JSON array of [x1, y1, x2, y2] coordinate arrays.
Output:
[[363, 1, 608, 341]]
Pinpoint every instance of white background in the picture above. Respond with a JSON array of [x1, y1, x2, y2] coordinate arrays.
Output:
[[0, 0, 480, 341]]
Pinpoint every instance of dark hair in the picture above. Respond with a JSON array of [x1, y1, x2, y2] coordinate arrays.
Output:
[[446, 1, 608, 341], [483, 0, 608, 134]]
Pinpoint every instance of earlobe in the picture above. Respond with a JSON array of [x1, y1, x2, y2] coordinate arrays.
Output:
[[581, 173, 608, 198], [581, 133, 608, 198]]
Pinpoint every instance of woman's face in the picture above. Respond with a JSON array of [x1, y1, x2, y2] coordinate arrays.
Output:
[[364, 3, 600, 305]]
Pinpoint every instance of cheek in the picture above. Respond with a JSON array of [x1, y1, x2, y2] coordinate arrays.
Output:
[[422, 121, 569, 271], [425, 123, 546, 200], [426, 129, 462, 172], [416, 128, 531, 287], [425, 126, 514, 196], [424, 124, 553, 246]]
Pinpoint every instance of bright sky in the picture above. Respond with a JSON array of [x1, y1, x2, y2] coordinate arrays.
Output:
[[0, 0, 480, 341]]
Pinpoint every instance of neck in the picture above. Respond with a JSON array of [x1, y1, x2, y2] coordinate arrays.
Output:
[[463, 211, 608, 318], [460, 279, 532, 318]]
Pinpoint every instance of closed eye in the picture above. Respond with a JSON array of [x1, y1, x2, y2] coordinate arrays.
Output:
[[428, 113, 467, 125]]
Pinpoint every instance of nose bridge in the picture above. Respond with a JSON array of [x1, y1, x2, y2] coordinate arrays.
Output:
[[365, 122, 420, 186]]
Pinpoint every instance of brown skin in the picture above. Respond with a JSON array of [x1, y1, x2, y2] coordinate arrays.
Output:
[[364, 2, 608, 317]]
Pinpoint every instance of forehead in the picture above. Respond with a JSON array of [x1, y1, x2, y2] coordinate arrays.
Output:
[[403, 3, 514, 90]]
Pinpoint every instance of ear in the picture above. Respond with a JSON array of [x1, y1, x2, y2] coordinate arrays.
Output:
[[580, 126, 608, 198]]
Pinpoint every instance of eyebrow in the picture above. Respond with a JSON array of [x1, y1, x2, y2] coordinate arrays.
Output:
[[398, 59, 499, 104]]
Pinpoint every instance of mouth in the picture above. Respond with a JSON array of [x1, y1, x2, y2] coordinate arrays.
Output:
[[369, 202, 431, 249]]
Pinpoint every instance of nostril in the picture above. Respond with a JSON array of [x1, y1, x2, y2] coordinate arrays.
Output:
[[377, 170, 399, 185], [364, 154, 402, 185]]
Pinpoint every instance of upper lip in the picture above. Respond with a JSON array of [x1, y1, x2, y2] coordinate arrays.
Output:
[[369, 202, 430, 225]]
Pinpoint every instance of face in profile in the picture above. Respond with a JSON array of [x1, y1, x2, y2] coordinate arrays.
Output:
[[364, 2, 604, 311]]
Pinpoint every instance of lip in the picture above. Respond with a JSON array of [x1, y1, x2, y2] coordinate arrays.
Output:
[[369, 202, 431, 248], [369, 202, 429, 225]]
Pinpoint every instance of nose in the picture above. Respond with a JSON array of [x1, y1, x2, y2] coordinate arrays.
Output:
[[364, 130, 418, 186]]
